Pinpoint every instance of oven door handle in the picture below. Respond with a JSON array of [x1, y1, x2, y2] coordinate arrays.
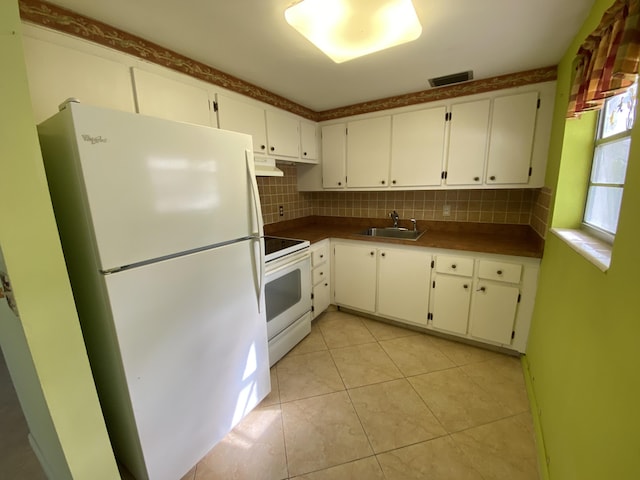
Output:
[[246, 149, 265, 313]]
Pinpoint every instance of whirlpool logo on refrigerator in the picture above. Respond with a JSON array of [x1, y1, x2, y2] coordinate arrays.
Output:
[[81, 134, 108, 144]]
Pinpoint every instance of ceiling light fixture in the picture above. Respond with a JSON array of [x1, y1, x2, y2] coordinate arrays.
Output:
[[284, 0, 422, 64]]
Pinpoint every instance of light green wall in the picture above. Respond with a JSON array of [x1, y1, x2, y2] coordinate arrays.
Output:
[[527, 0, 640, 478], [0, 1, 120, 478]]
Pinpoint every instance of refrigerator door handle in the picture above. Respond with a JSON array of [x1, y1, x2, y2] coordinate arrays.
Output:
[[246, 149, 265, 312]]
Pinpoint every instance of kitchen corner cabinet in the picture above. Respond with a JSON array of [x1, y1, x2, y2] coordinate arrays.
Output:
[[332, 239, 539, 353], [300, 120, 319, 163], [310, 240, 331, 319], [321, 123, 347, 188], [390, 107, 446, 187], [266, 110, 300, 159], [445, 99, 490, 186], [346, 116, 392, 188], [333, 242, 431, 326], [131, 68, 213, 127]]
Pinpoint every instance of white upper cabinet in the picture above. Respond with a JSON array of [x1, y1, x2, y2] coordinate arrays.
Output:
[[131, 68, 212, 127], [266, 110, 300, 159], [217, 96, 307, 161], [300, 120, 319, 162], [390, 107, 446, 187], [445, 99, 491, 186], [22, 35, 135, 123], [311, 82, 554, 192], [485, 91, 539, 185], [321, 123, 347, 188], [216, 93, 268, 154], [346, 116, 392, 188]]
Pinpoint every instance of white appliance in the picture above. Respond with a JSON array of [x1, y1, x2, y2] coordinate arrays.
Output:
[[37, 101, 270, 480], [263, 237, 312, 365]]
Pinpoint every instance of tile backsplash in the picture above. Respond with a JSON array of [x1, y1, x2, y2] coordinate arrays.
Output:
[[257, 164, 313, 224], [257, 164, 551, 238]]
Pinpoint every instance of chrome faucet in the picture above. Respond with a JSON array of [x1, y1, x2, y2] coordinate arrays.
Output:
[[390, 210, 399, 228], [410, 218, 417, 231]]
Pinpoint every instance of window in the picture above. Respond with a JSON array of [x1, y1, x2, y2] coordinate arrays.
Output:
[[583, 83, 637, 241]]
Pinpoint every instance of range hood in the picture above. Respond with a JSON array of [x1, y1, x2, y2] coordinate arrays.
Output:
[[254, 155, 284, 177]]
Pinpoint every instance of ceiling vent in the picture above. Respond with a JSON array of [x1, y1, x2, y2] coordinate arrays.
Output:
[[428, 70, 474, 88]]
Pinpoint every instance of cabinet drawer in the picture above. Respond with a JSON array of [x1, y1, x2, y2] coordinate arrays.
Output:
[[312, 244, 328, 267], [312, 266, 328, 286], [435, 255, 474, 277], [478, 260, 522, 284]]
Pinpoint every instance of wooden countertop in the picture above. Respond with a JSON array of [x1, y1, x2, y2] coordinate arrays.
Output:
[[264, 216, 545, 258]]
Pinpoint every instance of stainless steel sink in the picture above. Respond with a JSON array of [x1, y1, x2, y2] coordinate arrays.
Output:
[[358, 227, 426, 241]]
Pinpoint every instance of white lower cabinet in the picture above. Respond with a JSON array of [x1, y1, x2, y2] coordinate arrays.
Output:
[[469, 281, 519, 344], [333, 242, 431, 326], [468, 258, 524, 344], [333, 243, 377, 312], [310, 240, 331, 318], [431, 275, 472, 335], [377, 247, 431, 326], [332, 239, 539, 353], [430, 254, 473, 335]]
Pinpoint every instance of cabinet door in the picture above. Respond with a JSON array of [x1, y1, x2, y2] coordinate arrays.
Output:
[[445, 99, 490, 186], [22, 36, 135, 123], [322, 124, 347, 188], [266, 110, 300, 158], [430, 275, 472, 335], [390, 107, 446, 187], [346, 116, 392, 188], [333, 244, 376, 313], [300, 120, 319, 161], [486, 91, 539, 185], [377, 248, 431, 326], [216, 94, 268, 154], [312, 279, 331, 319], [469, 281, 519, 344], [132, 68, 212, 127]]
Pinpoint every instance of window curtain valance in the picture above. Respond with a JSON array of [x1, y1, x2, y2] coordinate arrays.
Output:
[[567, 0, 640, 118]]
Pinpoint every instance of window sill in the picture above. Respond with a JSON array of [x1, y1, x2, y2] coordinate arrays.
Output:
[[550, 228, 611, 272]]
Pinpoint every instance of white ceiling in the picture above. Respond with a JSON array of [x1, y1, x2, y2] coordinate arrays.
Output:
[[43, 0, 595, 112]]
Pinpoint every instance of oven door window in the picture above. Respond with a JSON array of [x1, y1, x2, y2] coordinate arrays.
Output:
[[265, 269, 302, 322]]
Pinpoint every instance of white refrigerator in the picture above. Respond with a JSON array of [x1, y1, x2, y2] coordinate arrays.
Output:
[[37, 101, 270, 480]]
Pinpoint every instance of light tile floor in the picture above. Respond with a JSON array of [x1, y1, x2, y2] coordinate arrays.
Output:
[[1, 309, 539, 480], [186, 309, 540, 480]]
